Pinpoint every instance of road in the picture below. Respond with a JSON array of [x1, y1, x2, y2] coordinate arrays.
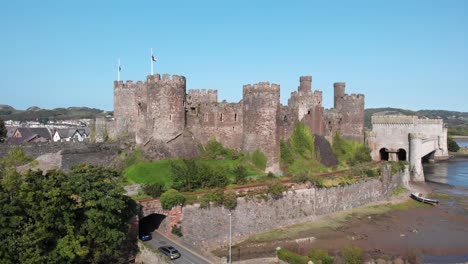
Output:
[[143, 231, 211, 264]]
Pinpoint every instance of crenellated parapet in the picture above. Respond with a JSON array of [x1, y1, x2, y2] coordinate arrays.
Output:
[[187, 89, 218, 105], [113, 80, 144, 90], [146, 74, 186, 85], [372, 115, 443, 125], [243, 82, 280, 97]]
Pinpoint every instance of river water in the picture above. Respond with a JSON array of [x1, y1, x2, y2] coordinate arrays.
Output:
[[424, 158, 468, 188], [422, 151, 468, 263]]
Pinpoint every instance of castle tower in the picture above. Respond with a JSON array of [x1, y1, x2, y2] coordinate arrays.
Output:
[[113, 80, 138, 137], [143, 74, 187, 142], [332, 82, 365, 142], [298, 76, 312, 95], [333, 82, 346, 109], [242, 82, 280, 173]]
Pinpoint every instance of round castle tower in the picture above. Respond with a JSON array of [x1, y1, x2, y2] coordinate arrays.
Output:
[[242, 82, 281, 173], [143, 74, 186, 142], [114, 80, 141, 137]]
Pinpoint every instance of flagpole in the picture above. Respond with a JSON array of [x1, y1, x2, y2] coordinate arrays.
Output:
[[118, 58, 121, 81], [151, 48, 154, 75]]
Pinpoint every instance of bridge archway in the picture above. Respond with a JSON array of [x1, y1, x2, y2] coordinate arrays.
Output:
[[139, 213, 167, 236], [379, 148, 389, 161], [422, 150, 436, 163], [397, 149, 407, 161]]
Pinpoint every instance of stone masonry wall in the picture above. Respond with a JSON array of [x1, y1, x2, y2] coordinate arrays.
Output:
[[0, 142, 121, 171], [145, 74, 186, 142], [242, 82, 280, 173], [187, 102, 243, 151], [114, 80, 140, 137], [333, 82, 365, 142], [181, 169, 404, 249]]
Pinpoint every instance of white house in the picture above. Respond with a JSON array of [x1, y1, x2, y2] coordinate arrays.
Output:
[[53, 129, 89, 142]]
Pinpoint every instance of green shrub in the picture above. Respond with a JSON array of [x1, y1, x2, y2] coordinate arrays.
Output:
[[160, 189, 186, 210], [277, 248, 310, 264], [364, 168, 378, 177], [0, 146, 33, 167], [448, 136, 460, 152], [341, 245, 363, 264], [280, 139, 294, 165], [308, 248, 334, 264], [171, 225, 183, 237], [247, 149, 267, 171], [290, 122, 315, 158], [199, 194, 212, 209], [267, 180, 288, 200], [332, 133, 371, 166], [233, 165, 248, 184], [291, 170, 310, 183], [223, 191, 238, 210], [142, 182, 165, 198], [309, 175, 325, 188]]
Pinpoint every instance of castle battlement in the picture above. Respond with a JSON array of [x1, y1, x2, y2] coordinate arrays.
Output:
[[243, 82, 280, 93], [113, 80, 144, 89], [187, 89, 218, 105], [342, 93, 365, 100], [372, 115, 443, 125], [146, 74, 186, 84]]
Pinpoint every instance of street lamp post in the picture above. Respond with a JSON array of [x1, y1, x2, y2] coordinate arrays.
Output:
[[228, 212, 232, 264]]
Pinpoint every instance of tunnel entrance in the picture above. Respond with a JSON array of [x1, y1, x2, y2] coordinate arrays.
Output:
[[139, 214, 166, 236], [397, 149, 407, 161], [379, 148, 389, 161]]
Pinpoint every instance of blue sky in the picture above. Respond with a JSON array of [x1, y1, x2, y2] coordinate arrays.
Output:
[[1, 0, 467, 112]]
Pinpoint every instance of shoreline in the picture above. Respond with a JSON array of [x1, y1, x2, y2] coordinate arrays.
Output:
[[451, 135, 468, 140], [213, 183, 468, 262]]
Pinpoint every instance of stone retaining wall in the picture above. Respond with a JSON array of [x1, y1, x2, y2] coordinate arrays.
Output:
[[181, 167, 404, 249]]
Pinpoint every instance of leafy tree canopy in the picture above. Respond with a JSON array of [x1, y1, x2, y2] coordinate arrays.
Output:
[[0, 164, 137, 264]]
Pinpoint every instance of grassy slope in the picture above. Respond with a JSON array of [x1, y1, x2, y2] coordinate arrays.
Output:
[[124, 159, 262, 187], [124, 160, 173, 187]]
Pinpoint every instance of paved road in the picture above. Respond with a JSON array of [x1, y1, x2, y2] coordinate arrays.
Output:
[[143, 231, 211, 264]]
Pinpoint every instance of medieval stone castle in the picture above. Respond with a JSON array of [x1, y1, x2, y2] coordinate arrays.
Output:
[[110, 74, 365, 172]]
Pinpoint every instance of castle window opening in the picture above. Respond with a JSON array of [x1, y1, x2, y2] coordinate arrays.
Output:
[[307, 110, 311, 115], [284, 115, 288, 122], [234, 113, 237, 122], [220, 113, 223, 122], [169, 115, 172, 121]]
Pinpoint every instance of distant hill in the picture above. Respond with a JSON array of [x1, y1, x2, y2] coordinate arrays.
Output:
[[0, 105, 112, 122], [365, 108, 468, 129]]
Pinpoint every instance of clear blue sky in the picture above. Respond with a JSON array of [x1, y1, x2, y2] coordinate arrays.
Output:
[[1, 0, 467, 112]]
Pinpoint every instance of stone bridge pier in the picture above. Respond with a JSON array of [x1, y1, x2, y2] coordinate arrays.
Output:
[[409, 133, 424, 182]]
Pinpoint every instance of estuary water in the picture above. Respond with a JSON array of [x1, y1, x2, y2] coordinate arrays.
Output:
[[424, 158, 468, 188]]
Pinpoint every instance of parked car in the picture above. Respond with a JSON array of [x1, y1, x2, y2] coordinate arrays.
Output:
[[158, 246, 181, 260], [139, 233, 152, 241]]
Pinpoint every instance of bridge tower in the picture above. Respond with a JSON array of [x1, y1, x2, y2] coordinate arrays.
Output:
[[409, 133, 424, 182]]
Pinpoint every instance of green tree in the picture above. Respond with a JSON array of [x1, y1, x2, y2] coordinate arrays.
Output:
[[0, 146, 33, 168], [290, 122, 315, 158], [0, 164, 137, 263], [247, 149, 267, 171], [160, 189, 186, 210], [267, 180, 288, 200], [0, 117, 6, 139], [233, 165, 248, 184], [142, 182, 165, 198], [448, 137, 460, 152]]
